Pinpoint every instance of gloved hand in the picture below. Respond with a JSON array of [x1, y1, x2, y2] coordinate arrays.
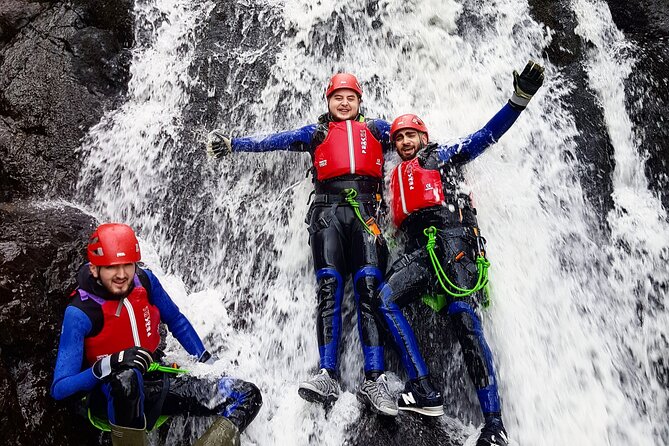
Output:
[[207, 129, 232, 158], [93, 346, 153, 380], [509, 60, 545, 109], [198, 350, 218, 365]]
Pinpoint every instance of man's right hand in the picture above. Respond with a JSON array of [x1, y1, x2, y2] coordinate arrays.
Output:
[[510, 60, 545, 109], [207, 129, 232, 158], [93, 346, 153, 380]]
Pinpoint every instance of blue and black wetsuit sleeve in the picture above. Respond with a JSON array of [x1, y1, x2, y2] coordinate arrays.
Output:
[[141, 269, 207, 358], [232, 124, 318, 153], [366, 118, 393, 153], [435, 103, 522, 164], [51, 301, 100, 400]]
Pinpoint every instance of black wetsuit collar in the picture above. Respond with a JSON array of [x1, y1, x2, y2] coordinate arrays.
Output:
[[318, 112, 365, 124], [76, 263, 135, 301]]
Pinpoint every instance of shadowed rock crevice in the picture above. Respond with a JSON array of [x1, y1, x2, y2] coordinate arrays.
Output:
[[605, 0, 669, 210], [528, 0, 616, 230]]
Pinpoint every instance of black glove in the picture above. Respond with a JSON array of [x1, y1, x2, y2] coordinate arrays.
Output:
[[93, 346, 153, 379], [207, 129, 232, 158], [198, 350, 218, 365], [509, 60, 545, 109]]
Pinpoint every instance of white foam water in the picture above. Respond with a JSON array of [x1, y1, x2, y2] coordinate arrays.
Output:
[[75, 0, 669, 444]]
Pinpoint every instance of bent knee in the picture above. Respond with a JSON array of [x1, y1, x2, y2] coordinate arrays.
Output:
[[108, 369, 142, 400]]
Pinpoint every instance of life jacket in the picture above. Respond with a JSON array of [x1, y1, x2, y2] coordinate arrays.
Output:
[[313, 119, 383, 181], [390, 157, 445, 227], [79, 275, 161, 365]]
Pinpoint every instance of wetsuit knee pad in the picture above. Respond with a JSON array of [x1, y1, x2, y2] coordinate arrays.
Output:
[[447, 302, 482, 331], [353, 266, 382, 304], [217, 378, 263, 432], [316, 268, 343, 303]]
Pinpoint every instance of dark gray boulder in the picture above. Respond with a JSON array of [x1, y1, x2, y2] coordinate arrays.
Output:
[[0, 201, 98, 445]]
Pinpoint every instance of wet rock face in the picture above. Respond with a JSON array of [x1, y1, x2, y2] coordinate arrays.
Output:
[[605, 0, 669, 210], [0, 0, 133, 203], [0, 1, 134, 442], [0, 202, 98, 445], [528, 0, 616, 228]]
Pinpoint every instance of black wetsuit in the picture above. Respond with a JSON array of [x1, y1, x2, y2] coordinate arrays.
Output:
[[376, 102, 523, 415], [231, 113, 393, 378]]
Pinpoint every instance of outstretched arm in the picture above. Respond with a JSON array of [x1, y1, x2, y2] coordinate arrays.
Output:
[[144, 270, 207, 359], [207, 124, 317, 158], [435, 60, 545, 165]]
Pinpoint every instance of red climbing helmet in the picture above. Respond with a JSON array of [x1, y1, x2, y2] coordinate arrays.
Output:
[[87, 223, 141, 266], [390, 114, 429, 141], [325, 73, 362, 98]]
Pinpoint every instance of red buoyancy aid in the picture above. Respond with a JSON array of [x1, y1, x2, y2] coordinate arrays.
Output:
[[313, 120, 383, 181], [80, 275, 161, 365], [390, 158, 445, 227]]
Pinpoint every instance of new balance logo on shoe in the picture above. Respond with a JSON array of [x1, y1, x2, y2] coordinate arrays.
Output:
[[401, 392, 416, 405]]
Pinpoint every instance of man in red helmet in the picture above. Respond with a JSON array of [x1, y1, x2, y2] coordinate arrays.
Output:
[[51, 223, 262, 446], [207, 73, 397, 416], [375, 61, 544, 446]]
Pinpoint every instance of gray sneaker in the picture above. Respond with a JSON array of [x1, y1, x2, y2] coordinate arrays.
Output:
[[298, 369, 340, 404], [358, 374, 399, 416]]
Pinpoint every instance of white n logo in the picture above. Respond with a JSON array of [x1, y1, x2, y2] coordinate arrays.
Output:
[[401, 392, 416, 405]]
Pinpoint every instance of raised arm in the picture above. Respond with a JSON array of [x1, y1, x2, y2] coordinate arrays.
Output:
[[207, 124, 317, 158], [435, 60, 545, 165], [434, 103, 522, 164]]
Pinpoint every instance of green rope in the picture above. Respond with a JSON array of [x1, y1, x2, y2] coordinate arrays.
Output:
[[147, 362, 189, 374], [343, 188, 375, 236], [423, 226, 490, 299]]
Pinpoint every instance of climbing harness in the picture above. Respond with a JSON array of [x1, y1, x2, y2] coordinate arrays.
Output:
[[423, 226, 490, 302], [342, 188, 381, 237]]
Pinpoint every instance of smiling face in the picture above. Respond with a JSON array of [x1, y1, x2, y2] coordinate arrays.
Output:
[[394, 128, 429, 161], [327, 88, 361, 121], [90, 263, 136, 297]]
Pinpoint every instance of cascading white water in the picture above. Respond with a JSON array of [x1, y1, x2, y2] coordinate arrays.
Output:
[[76, 0, 669, 444]]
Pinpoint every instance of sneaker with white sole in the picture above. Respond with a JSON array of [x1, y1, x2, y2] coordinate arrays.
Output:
[[357, 374, 399, 416], [298, 368, 340, 404], [397, 376, 444, 417]]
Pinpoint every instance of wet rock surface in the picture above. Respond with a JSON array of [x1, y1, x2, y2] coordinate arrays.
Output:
[[0, 201, 98, 445], [528, 0, 616, 229], [606, 0, 669, 210], [0, 0, 133, 444], [0, 0, 132, 202]]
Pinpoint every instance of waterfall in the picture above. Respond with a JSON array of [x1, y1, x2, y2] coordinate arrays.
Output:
[[75, 0, 669, 444]]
